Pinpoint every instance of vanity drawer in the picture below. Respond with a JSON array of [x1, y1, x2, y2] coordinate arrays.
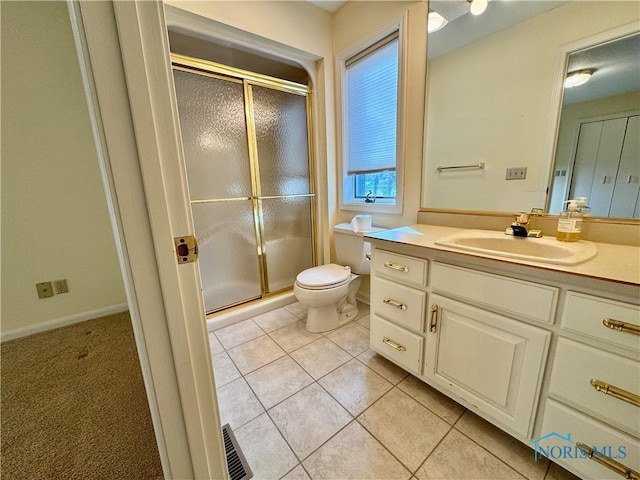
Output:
[[539, 399, 640, 480], [561, 292, 640, 353], [372, 249, 427, 288], [370, 314, 423, 375], [371, 276, 426, 332], [431, 262, 558, 324], [549, 338, 640, 437]]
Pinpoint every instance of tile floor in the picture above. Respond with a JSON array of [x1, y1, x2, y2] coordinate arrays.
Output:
[[209, 302, 581, 480]]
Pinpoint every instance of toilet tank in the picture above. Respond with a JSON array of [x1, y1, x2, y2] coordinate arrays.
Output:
[[333, 223, 387, 274]]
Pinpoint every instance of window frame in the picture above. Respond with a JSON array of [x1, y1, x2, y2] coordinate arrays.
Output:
[[337, 14, 407, 214]]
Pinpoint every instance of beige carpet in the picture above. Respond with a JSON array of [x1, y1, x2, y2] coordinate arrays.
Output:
[[1, 312, 164, 479]]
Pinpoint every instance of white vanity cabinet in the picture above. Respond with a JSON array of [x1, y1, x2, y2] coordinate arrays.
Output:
[[369, 250, 427, 375], [367, 239, 640, 480], [540, 293, 640, 480], [369, 251, 555, 437], [425, 262, 554, 437]]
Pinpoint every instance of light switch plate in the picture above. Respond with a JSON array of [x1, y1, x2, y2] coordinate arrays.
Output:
[[506, 167, 527, 180]]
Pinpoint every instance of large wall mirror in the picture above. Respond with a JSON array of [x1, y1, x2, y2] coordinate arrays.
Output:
[[422, 0, 640, 220]]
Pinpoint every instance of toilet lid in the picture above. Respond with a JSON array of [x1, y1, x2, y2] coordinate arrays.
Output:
[[296, 264, 351, 289]]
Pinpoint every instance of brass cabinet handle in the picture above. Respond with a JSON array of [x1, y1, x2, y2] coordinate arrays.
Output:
[[384, 261, 409, 272], [382, 336, 406, 352], [590, 379, 640, 408], [429, 304, 438, 333], [576, 442, 640, 480], [383, 297, 407, 310], [602, 318, 640, 336]]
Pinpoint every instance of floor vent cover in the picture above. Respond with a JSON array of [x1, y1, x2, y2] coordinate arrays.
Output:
[[222, 423, 253, 480]]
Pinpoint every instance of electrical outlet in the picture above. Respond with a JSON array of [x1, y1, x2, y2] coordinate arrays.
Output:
[[506, 167, 527, 180], [53, 279, 69, 295], [36, 282, 54, 299]]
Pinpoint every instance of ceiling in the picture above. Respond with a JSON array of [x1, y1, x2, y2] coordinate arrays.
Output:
[[427, 1, 568, 58], [427, 1, 639, 105], [563, 32, 640, 105], [306, 0, 347, 12], [306, 1, 638, 104]]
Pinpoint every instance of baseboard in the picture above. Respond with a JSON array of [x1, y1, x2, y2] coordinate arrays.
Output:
[[207, 292, 296, 332], [356, 291, 370, 306], [0, 303, 129, 343]]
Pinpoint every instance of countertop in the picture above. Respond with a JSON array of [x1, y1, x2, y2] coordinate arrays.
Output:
[[365, 224, 640, 286]]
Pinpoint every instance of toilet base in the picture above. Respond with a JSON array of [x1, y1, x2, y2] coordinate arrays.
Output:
[[305, 302, 358, 333], [294, 272, 361, 334]]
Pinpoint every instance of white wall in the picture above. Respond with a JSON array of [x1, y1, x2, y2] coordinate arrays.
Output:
[[423, 1, 639, 213], [1, 2, 126, 337]]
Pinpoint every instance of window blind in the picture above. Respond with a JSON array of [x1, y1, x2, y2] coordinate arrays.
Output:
[[345, 32, 399, 176]]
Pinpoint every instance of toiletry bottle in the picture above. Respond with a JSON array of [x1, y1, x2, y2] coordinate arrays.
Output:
[[556, 198, 584, 242]]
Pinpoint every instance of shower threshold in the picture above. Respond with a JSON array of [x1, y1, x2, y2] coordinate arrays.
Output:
[[206, 290, 296, 332]]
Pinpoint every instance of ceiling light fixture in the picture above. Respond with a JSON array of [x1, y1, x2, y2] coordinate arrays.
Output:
[[428, 11, 448, 33], [564, 69, 595, 88], [469, 0, 488, 16]]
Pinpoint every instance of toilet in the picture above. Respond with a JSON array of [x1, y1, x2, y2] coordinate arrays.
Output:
[[294, 223, 386, 333]]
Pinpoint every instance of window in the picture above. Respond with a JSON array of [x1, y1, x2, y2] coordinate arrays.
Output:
[[354, 171, 396, 199], [340, 27, 404, 213]]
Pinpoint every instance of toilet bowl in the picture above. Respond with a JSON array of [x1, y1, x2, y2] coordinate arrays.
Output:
[[294, 223, 386, 333], [294, 264, 361, 333]]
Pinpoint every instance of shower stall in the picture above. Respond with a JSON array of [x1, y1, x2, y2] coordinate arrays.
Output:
[[171, 54, 316, 313]]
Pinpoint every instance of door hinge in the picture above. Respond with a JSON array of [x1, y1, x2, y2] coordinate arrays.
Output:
[[174, 235, 198, 264]]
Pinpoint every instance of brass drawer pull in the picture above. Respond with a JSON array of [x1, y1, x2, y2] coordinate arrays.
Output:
[[576, 442, 640, 480], [384, 261, 409, 272], [383, 297, 407, 310], [603, 318, 640, 336], [429, 304, 438, 333], [382, 336, 406, 352], [590, 379, 640, 408]]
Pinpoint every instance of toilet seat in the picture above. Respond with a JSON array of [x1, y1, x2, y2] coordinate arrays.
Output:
[[295, 264, 352, 290]]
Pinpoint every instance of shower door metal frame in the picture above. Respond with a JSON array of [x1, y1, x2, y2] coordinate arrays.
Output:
[[171, 53, 317, 311]]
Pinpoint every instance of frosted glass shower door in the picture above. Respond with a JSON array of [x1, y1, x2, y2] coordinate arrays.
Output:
[[173, 69, 262, 312], [251, 85, 314, 293]]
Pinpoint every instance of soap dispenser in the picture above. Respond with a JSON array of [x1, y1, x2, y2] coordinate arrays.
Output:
[[556, 197, 587, 242]]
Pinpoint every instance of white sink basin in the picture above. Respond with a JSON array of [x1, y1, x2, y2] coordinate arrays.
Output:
[[435, 230, 598, 265]]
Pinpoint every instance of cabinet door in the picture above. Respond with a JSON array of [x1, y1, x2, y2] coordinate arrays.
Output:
[[425, 295, 550, 437]]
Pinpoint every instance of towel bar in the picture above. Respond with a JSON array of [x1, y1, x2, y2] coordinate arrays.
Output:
[[437, 162, 485, 172]]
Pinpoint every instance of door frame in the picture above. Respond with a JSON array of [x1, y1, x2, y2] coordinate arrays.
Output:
[[68, 1, 227, 478], [542, 21, 639, 212]]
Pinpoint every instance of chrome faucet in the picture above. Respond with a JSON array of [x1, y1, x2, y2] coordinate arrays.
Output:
[[505, 212, 543, 238]]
